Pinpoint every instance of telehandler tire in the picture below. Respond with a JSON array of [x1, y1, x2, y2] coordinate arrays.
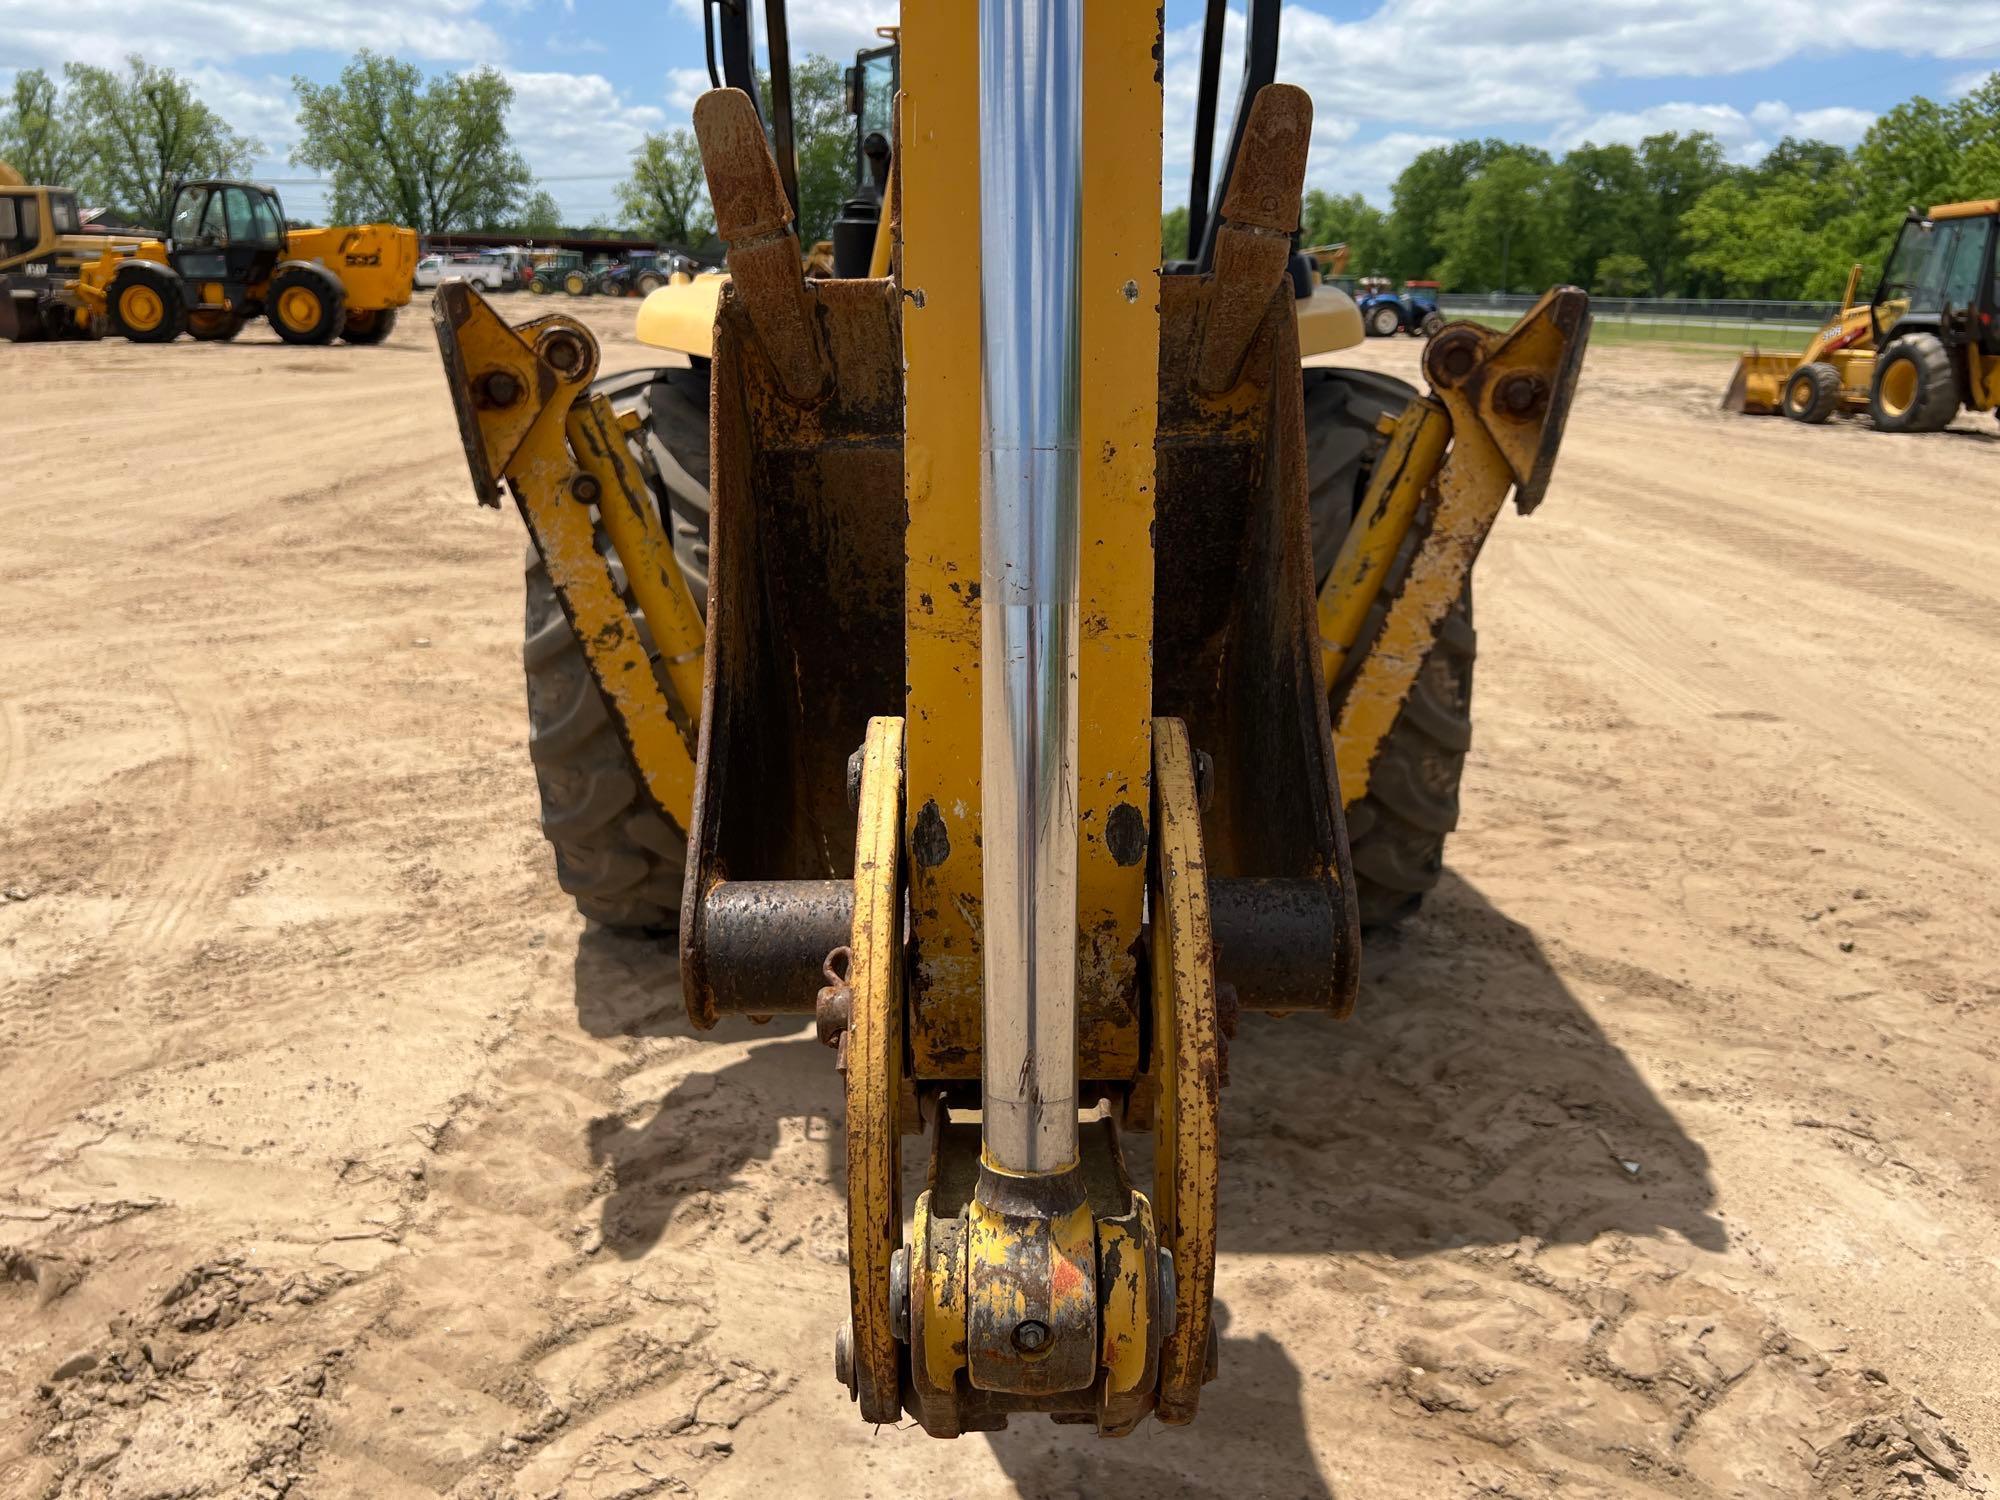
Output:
[[187, 307, 245, 342], [1781, 361, 1841, 424], [340, 307, 399, 345], [268, 262, 348, 345], [1870, 334, 1959, 433], [1306, 367, 1475, 928], [521, 364, 711, 931], [106, 262, 187, 343]]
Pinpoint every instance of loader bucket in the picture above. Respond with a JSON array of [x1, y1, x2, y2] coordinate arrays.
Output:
[[1723, 353, 1793, 414]]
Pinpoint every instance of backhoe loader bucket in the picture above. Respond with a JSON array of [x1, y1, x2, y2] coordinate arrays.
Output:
[[1723, 353, 1792, 414]]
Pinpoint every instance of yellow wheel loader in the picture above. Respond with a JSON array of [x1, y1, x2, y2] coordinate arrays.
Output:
[[434, 0, 1589, 1436], [1725, 199, 2000, 432], [0, 166, 416, 345]]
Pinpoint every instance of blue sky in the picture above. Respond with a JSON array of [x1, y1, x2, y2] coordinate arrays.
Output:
[[6, 0, 2000, 225]]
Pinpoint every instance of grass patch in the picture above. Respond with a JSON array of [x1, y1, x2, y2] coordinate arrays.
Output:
[[1447, 309, 1819, 353]]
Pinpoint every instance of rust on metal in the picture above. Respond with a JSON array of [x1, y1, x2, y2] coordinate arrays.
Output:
[[698, 879, 854, 1016], [842, 716, 906, 1425], [1196, 85, 1310, 394], [692, 87, 827, 403], [1148, 718, 1220, 1423]]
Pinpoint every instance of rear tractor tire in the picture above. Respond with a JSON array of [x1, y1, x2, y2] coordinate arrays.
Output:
[[1419, 311, 1446, 339], [521, 363, 712, 932], [267, 263, 348, 346], [1367, 304, 1403, 338], [340, 307, 399, 345], [1781, 361, 1842, 424], [106, 262, 187, 343], [1306, 366, 1476, 928], [1870, 334, 1959, 433], [563, 270, 591, 297]]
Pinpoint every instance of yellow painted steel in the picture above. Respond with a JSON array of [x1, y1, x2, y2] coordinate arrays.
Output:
[[1930, 198, 2000, 220], [900, 1, 987, 1077], [1333, 310, 1581, 804], [1879, 358, 1918, 416], [1316, 396, 1450, 692], [844, 714, 907, 1425], [1148, 718, 1218, 1425], [1072, 0, 1163, 1080], [635, 270, 726, 359], [1096, 1193, 1157, 1400], [913, 1191, 966, 1392], [1969, 345, 2000, 413], [118, 282, 164, 332], [569, 393, 708, 719], [432, 290, 697, 831], [964, 1183, 1097, 1394]]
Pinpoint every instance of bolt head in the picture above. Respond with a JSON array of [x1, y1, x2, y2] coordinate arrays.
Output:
[[1012, 1319, 1050, 1354], [572, 473, 602, 504], [833, 1318, 856, 1394], [478, 370, 521, 408]]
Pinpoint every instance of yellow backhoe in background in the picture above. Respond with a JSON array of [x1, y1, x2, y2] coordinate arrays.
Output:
[[1725, 199, 2000, 431], [0, 162, 415, 344], [434, 0, 1589, 1437]]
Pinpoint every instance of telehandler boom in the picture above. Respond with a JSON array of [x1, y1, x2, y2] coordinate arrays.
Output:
[[434, 0, 1589, 1435]]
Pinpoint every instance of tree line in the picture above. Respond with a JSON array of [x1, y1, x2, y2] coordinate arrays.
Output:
[[10, 51, 1997, 302], [1165, 74, 2000, 302]]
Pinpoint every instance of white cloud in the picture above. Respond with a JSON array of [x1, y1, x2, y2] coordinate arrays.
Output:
[[503, 68, 671, 221], [0, 0, 500, 72], [1552, 98, 1876, 162], [665, 0, 889, 69]]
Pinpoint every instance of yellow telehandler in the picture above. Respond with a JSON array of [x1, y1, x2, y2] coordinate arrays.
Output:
[[1724, 199, 2000, 431], [0, 163, 416, 344], [433, 0, 1589, 1436]]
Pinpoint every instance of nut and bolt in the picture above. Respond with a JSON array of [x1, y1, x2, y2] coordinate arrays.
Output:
[[1194, 749, 1216, 812], [572, 473, 602, 504], [833, 1318, 856, 1395], [477, 369, 521, 408], [888, 1247, 911, 1343], [846, 745, 866, 812], [1497, 372, 1548, 419], [541, 330, 586, 376], [1012, 1320, 1051, 1354]]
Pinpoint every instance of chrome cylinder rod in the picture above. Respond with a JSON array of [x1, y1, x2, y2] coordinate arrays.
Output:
[[977, 0, 1083, 1176]]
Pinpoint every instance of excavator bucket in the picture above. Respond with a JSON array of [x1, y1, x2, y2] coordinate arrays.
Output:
[[1723, 353, 1792, 414]]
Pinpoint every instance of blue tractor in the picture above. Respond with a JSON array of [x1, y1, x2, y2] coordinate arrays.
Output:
[[1358, 278, 1446, 338]]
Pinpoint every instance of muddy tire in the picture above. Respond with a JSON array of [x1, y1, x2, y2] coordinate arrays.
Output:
[[1306, 367, 1476, 928], [1782, 361, 1841, 424], [521, 364, 711, 931], [1870, 333, 1959, 433], [340, 307, 398, 345]]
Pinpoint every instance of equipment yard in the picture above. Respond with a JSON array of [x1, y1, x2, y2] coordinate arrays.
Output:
[[2, 305, 1997, 1498]]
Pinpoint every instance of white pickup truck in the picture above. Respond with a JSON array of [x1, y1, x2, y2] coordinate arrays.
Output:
[[413, 254, 510, 290]]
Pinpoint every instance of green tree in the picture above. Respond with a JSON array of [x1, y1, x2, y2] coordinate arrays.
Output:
[[292, 52, 532, 232], [1634, 131, 1730, 295], [1300, 189, 1389, 276], [616, 129, 711, 245], [486, 187, 563, 237], [63, 57, 259, 228], [0, 69, 85, 187], [758, 56, 850, 244], [1591, 252, 1652, 297], [1438, 151, 1565, 292], [1161, 203, 1189, 262], [1683, 137, 1859, 300], [1385, 138, 1514, 280], [1557, 142, 1646, 289]]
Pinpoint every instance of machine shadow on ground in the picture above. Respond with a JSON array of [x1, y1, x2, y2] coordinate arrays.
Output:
[[564, 865, 1720, 1486]]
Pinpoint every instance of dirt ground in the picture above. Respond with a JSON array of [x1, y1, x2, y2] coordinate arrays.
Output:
[[2, 297, 1996, 1500]]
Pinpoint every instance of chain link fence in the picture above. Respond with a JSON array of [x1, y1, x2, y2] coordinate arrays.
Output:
[[1440, 291, 1840, 346]]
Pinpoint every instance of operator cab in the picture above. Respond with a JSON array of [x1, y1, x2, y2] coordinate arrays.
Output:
[[168, 180, 289, 296], [0, 185, 82, 273], [1872, 201, 2000, 357]]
